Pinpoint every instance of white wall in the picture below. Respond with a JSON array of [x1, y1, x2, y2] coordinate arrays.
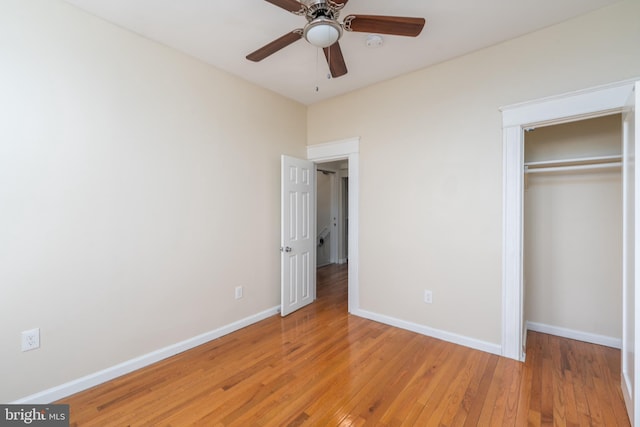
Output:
[[0, 0, 306, 402], [307, 0, 640, 347], [524, 115, 622, 340], [338, 162, 349, 263]]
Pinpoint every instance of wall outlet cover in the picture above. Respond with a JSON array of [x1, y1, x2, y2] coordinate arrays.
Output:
[[21, 328, 40, 352], [424, 290, 433, 304]]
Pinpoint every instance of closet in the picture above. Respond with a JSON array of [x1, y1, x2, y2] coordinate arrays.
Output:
[[523, 114, 622, 347]]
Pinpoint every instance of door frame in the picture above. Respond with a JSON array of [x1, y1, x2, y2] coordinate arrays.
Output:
[[308, 137, 359, 314], [500, 79, 637, 361], [621, 91, 638, 424]]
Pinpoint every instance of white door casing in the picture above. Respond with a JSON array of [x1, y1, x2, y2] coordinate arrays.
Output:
[[634, 82, 640, 426], [281, 155, 316, 316], [501, 79, 638, 361], [622, 83, 638, 425], [307, 137, 360, 314]]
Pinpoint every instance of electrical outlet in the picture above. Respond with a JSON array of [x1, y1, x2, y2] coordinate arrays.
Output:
[[235, 286, 243, 300], [424, 290, 433, 304], [21, 328, 40, 352]]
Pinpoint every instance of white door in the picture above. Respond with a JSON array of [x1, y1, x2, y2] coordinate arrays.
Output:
[[281, 155, 316, 316], [622, 82, 639, 425]]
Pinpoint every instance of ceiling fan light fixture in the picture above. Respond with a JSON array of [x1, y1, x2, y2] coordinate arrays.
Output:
[[304, 17, 342, 48]]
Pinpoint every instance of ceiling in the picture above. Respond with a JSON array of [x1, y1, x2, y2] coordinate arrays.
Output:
[[63, 0, 621, 105]]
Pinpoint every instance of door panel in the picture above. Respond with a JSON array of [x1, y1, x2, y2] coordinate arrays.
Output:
[[281, 155, 316, 316]]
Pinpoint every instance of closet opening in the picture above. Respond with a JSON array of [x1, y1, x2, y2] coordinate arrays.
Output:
[[523, 114, 622, 349]]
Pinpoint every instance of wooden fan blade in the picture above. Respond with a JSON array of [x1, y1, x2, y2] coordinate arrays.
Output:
[[344, 15, 425, 37], [246, 30, 303, 62], [323, 42, 348, 78], [264, 0, 305, 14]]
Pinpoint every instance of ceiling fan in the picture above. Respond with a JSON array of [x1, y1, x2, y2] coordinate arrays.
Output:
[[246, 0, 426, 78]]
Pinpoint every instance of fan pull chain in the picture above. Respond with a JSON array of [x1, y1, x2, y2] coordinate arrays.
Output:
[[327, 46, 331, 80], [327, 45, 331, 80], [315, 47, 320, 92]]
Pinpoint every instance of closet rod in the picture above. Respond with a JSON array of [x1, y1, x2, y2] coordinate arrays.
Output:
[[525, 162, 622, 174], [524, 154, 622, 168]]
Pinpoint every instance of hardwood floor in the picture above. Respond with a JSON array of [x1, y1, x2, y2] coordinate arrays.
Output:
[[60, 263, 630, 426]]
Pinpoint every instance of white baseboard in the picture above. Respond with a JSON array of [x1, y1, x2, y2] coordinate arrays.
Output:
[[12, 306, 281, 404], [352, 309, 502, 356], [526, 321, 621, 349]]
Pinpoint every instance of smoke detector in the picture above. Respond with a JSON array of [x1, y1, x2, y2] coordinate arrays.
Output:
[[365, 34, 384, 48]]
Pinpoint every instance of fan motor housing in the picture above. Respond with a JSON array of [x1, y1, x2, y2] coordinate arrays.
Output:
[[304, 0, 342, 21]]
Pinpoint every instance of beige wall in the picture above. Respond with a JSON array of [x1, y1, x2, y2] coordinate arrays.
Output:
[[0, 0, 306, 402], [2, 0, 640, 404], [524, 115, 622, 339], [307, 0, 640, 345]]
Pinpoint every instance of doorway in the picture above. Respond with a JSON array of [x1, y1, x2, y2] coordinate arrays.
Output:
[[523, 115, 622, 348], [307, 137, 359, 314], [316, 160, 348, 268], [501, 79, 636, 361], [501, 79, 638, 424]]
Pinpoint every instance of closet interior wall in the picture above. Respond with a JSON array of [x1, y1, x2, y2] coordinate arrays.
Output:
[[524, 114, 623, 345]]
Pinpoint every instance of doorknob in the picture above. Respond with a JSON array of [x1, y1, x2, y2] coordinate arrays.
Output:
[[280, 246, 292, 253]]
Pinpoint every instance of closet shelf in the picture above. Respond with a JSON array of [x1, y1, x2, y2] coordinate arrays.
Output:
[[524, 154, 622, 174]]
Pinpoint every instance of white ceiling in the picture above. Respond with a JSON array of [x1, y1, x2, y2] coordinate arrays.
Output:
[[63, 0, 621, 105]]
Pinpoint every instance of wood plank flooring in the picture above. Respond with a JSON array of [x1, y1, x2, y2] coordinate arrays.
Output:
[[59, 264, 630, 426]]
